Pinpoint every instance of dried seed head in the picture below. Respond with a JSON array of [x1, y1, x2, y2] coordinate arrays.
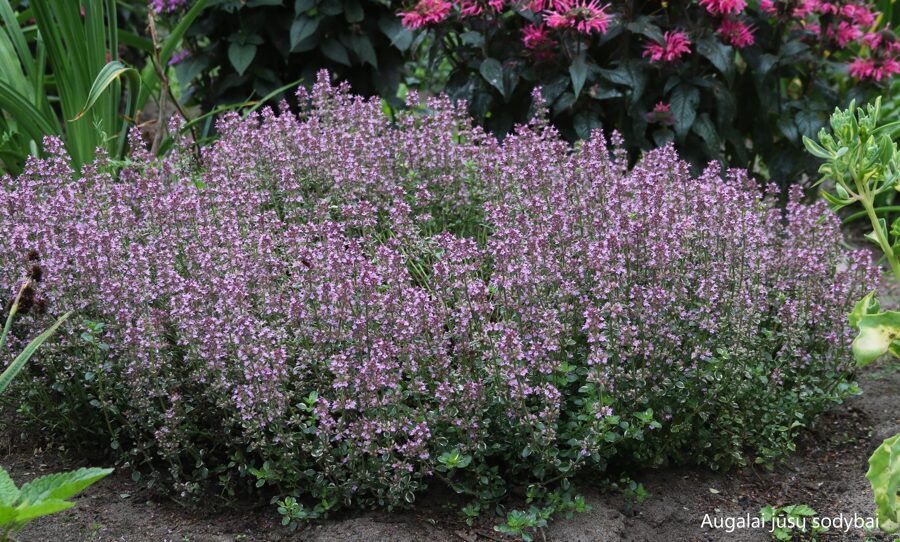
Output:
[[26, 249, 40, 262], [18, 284, 35, 315], [28, 264, 43, 283]]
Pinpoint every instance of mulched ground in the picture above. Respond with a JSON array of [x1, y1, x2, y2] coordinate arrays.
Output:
[[3, 364, 898, 542]]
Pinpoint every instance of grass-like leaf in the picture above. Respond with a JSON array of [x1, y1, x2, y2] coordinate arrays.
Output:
[[0, 311, 71, 395]]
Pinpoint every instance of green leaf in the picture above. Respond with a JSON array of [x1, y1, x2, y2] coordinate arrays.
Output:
[[19, 467, 113, 504], [850, 292, 880, 328], [670, 84, 699, 138], [696, 36, 733, 78], [796, 110, 824, 138], [803, 135, 831, 159], [343, 0, 364, 22], [480, 58, 506, 97], [0, 312, 71, 395], [866, 433, 900, 532], [227, 42, 257, 76], [626, 16, 663, 42], [692, 113, 719, 152], [344, 33, 377, 67], [569, 53, 588, 99], [70, 61, 140, 122], [851, 309, 900, 367], [321, 39, 350, 65], [319, 0, 343, 15], [0, 504, 16, 525], [0, 467, 19, 506], [290, 16, 320, 50], [378, 16, 413, 51], [12, 498, 74, 524]]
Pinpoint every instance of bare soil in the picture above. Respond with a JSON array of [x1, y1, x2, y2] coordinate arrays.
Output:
[[3, 365, 898, 542]]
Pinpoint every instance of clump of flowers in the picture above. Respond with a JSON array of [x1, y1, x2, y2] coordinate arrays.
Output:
[[1, 75, 877, 515], [699, 0, 748, 15], [395, 0, 894, 183], [717, 18, 755, 48], [643, 31, 693, 62], [399, 0, 453, 28], [545, 0, 613, 34]]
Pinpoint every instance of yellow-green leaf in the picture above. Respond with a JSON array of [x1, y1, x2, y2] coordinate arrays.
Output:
[[867, 433, 900, 533], [851, 310, 900, 367], [70, 61, 140, 122]]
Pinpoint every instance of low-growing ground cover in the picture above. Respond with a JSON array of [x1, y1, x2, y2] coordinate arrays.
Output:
[[0, 73, 880, 531]]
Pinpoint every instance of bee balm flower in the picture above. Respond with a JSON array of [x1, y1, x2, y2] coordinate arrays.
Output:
[[643, 31, 692, 63], [399, 0, 452, 28], [545, 0, 613, 35]]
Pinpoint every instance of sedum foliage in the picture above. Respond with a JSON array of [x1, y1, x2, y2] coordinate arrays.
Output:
[[805, 97, 900, 534]]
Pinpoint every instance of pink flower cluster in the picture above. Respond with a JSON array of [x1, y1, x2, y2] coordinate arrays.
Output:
[[400, 0, 453, 28], [1, 75, 877, 505], [545, 0, 613, 34], [759, 0, 898, 81], [643, 31, 693, 63]]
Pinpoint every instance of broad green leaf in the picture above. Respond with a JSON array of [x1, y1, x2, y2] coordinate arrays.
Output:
[[343, 0, 363, 22], [569, 53, 588, 99], [344, 33, 377, 68], [378, 16, 413, 51], [625, 16, 663, 42], [692, 113, 719, 152], [0, 503, 15, 525], [12, 498, 74, 524], [851, 310, 900, 367], [696, 36, 733, 78], [70, 61, 140, 122], [228, 42, 257, 76], [321, 39, 350, 65], [480, 58, 506, 98], [866, 433, 900, 533], [290, 16, 320, 50], [18, 467, 113, 504], [670, 84, 699, 138], [0, 311, 71, 395], [0, 467, 18, 506]]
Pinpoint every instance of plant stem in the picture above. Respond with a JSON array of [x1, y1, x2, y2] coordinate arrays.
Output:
[[862, 196, 900, 284]]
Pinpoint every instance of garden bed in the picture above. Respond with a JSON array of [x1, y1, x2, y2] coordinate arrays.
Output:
[[5, 364, 897, 542]]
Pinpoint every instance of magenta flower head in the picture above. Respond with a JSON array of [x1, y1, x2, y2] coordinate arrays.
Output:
[[400, 0, 452, 28], [643, 31, 692, 63], [699, 0, 747, 15], [849, 57, 900, 81], [717, 19, 755, 48], [546, 0, 613, 35], [645, 101, 675, 124], [523, 23, 557, 50]]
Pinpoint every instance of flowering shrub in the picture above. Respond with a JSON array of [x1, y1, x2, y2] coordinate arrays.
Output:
[[397, 0, 898, 182], [1, 75, 876, 516]]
